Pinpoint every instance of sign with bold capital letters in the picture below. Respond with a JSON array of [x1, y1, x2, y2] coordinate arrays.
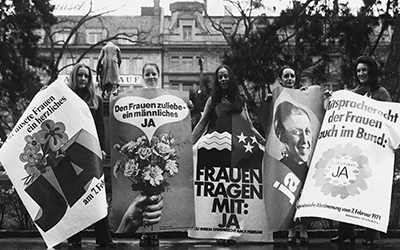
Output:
[[110, 88, 195, 234], [0, 81, 108, 248], [296, 90, 400, 233]]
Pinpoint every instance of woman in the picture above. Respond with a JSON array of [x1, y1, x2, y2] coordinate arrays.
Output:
[[192, 64, 265, 145], [67, 63, 115, 248], [192, 65, 266, 245], [279, 66, 297, 89], [331, 55, 391, 245], [277, 66, 310, 246], [138, 61, 163, 247]]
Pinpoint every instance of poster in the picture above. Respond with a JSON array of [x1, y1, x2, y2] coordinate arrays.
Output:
[[0, 81, 108, 248], [261, 86, 325, 232], [296, 90, 400, 232], [189, 100, 273, 242], [110, 88, 194, 233]]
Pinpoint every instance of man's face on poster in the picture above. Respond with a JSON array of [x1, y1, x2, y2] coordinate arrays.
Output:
[[282, 114, 312, 164]]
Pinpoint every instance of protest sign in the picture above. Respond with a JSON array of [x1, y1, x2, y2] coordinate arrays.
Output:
[[0, 82, 108, 248], [189, 100, 273, 242], [296, 90, 400, 232], [110, 88, 194, 233], [260, 86, 325, 232]]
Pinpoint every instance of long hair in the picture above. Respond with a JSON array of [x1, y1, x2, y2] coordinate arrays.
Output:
[[354, 55, 380, 91], [68, 62, 98, 109], [212, 64, 244, 113]]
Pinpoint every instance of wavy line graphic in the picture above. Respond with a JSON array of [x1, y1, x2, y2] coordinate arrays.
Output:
[[198, 131, 231, 151]]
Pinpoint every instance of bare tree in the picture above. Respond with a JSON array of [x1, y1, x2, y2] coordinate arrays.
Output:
[[41, 1, 158, 85]]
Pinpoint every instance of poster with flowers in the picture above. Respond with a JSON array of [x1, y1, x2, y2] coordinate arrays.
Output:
[[0, 81, 108, 248], [110, 88, 194, 233], [295, 90, 400, 232]]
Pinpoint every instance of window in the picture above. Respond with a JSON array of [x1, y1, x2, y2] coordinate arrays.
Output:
[[170, 56, 180, 71], [86, 29, 104, 44], [62, 57, 90, 74], [54, 29, 75, 45], [64, 57, 76, 74], [222, 25, 232, 34], [120, 58, 130, 74], [182, 25, 192, 41], [170, 83, 180, 90], [182, 56, 193, 71], [117, 29, 138, 45], [131, 58, 143, 74]]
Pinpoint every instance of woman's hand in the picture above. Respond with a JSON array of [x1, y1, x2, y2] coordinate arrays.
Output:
[[39, 85, 48, 91], [116, 193, 164, 233], [187, 100, 194, 111], [101, 150, 107, 160]]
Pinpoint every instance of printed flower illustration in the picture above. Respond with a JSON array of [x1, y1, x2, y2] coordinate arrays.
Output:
[[113, 133, 179, 195], [143, 166, 164, 186], [124, 159, 139, 177], [165, 160, 178, 176], [23, 134, 41, 151], [36, 120, 68, 152], [20, 146, 42, 166], [20, 120, 68, 185], [313, 143, 372, 199]]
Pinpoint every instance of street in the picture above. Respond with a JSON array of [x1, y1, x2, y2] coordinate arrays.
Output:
[[1, 237, 400, 250]]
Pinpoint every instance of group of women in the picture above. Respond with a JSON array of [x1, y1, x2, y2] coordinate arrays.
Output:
[[64, 53, 389, 247]]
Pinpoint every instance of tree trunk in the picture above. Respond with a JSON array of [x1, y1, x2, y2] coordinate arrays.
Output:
[[382, 14, 400, 102]]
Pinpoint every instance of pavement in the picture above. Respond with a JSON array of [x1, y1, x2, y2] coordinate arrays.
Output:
[[1, 231, 400, 250]]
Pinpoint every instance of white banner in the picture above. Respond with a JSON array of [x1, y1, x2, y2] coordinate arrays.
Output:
[[0, 81, 108, 248], [295, 90, 400, 232]]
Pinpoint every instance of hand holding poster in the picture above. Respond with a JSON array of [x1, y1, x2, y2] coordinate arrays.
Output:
[[110, 88, 194, 233], [295, 90, 400, 232], [0, 82, 108, 248]]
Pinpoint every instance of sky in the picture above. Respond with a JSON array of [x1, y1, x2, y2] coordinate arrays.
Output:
[[51, 0, 374, 16]]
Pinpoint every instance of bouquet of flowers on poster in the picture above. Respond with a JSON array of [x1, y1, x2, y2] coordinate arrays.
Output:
[[0, 82, 108, 248], [110, 88, 194, 233]]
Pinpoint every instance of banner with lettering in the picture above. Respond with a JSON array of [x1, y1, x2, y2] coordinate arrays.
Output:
[[261, 86, 325, 232], [0, 81, 108, 248], [295, 90, 400, 232], [110, 88, 194, 233], [188, 104, 273, 242]]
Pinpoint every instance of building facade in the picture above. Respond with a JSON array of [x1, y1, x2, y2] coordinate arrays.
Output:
[[42, 0, 393, 94], [43, 0, 230, 95]]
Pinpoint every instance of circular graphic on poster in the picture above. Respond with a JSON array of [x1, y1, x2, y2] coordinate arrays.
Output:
[[313, 143, 372, 199]]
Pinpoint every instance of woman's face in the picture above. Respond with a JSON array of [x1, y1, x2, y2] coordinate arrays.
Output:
[[76, 67, 90, 89], [280, 68, 296, 88], [217, 67, 229, 91], [143, 65, 159, 88], [282, 113, 312, 164], [356, 63, 370, 84]]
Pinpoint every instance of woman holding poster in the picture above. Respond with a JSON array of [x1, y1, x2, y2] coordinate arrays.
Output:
[[117, 62, 164, 247], [66, 63, 115, 248], [191, 64, 268, 245], [111, 61, 194, 246], [192, 65, 265, 145], [331, 55, 391, 246], [275, 66, 310, 245]]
